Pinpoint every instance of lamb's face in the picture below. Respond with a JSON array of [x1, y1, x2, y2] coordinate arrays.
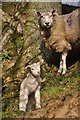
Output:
[[37, 12, 53, 28], [26, 63, 40, 77], [30, 63, 40, 77]]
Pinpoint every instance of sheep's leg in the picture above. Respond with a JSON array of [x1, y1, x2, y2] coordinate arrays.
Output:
[[19, 88, 28, 112], [58, 56, 63, 74], [62, 51, 68, 75], [35, 86, 41, 109]]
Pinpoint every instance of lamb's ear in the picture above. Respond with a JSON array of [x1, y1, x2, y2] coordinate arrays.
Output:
[[37, 59, 44, 66], [25, 65, 31, 71], [37, 11, 42, 17], [52, 9, 58, 16], [36, 62, 40, 66]]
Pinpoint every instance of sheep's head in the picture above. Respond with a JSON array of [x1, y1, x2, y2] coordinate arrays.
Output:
[[25, 62, 41, 77], [37, 9, 58, 29]]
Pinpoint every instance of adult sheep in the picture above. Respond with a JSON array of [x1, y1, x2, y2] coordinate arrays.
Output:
[[37, 8, 80, 75]]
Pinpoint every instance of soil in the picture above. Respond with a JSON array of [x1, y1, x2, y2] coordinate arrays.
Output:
[[18, 92, 79, 119]]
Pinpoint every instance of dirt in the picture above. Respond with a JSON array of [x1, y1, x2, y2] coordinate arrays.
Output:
[[18, 92, 79, 119]]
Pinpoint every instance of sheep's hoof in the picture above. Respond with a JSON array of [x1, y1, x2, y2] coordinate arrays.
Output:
[[57, 69, 62, 74], [57, 69, 67, 75], [62, 70, 67, 75]]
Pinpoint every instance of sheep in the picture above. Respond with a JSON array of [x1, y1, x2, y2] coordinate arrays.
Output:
[[37, 8, 80, 75], [19, 61, 43, 112]]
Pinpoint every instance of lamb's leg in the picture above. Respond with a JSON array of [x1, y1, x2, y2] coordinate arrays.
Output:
[[35, 86, 41, 109], [62, 51, 68, 75], [27, 94, 34, 112], [58, 56, 63, 74], [19, 84, 25, 112], [19, 88, 28, 112]]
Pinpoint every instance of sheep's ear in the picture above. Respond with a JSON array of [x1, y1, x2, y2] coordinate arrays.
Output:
[[52, 9, 58, 16], [39, 59, 44, 65], [37, 11, 41, 17]]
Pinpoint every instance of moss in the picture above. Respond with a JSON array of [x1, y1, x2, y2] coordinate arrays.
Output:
[[2, 3, 14, 15], [41, 70, 79, 102]]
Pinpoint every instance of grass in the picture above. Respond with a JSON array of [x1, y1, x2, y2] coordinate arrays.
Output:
[[2, 68, 79, 118], [41, 70, 79, 100], [0, 109, 2, 119], [2, 111, 25, 118]]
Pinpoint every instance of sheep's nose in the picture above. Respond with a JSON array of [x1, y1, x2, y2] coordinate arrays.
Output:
[[45, 22, 49, 26]]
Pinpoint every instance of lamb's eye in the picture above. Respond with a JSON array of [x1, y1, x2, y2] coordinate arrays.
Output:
[[31, 68, 34, 70], [50, 15, 53, 18], [41, 15, 43, 18]]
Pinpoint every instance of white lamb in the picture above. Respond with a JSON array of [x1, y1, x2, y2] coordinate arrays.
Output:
[[19, 61, 43, 112]]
